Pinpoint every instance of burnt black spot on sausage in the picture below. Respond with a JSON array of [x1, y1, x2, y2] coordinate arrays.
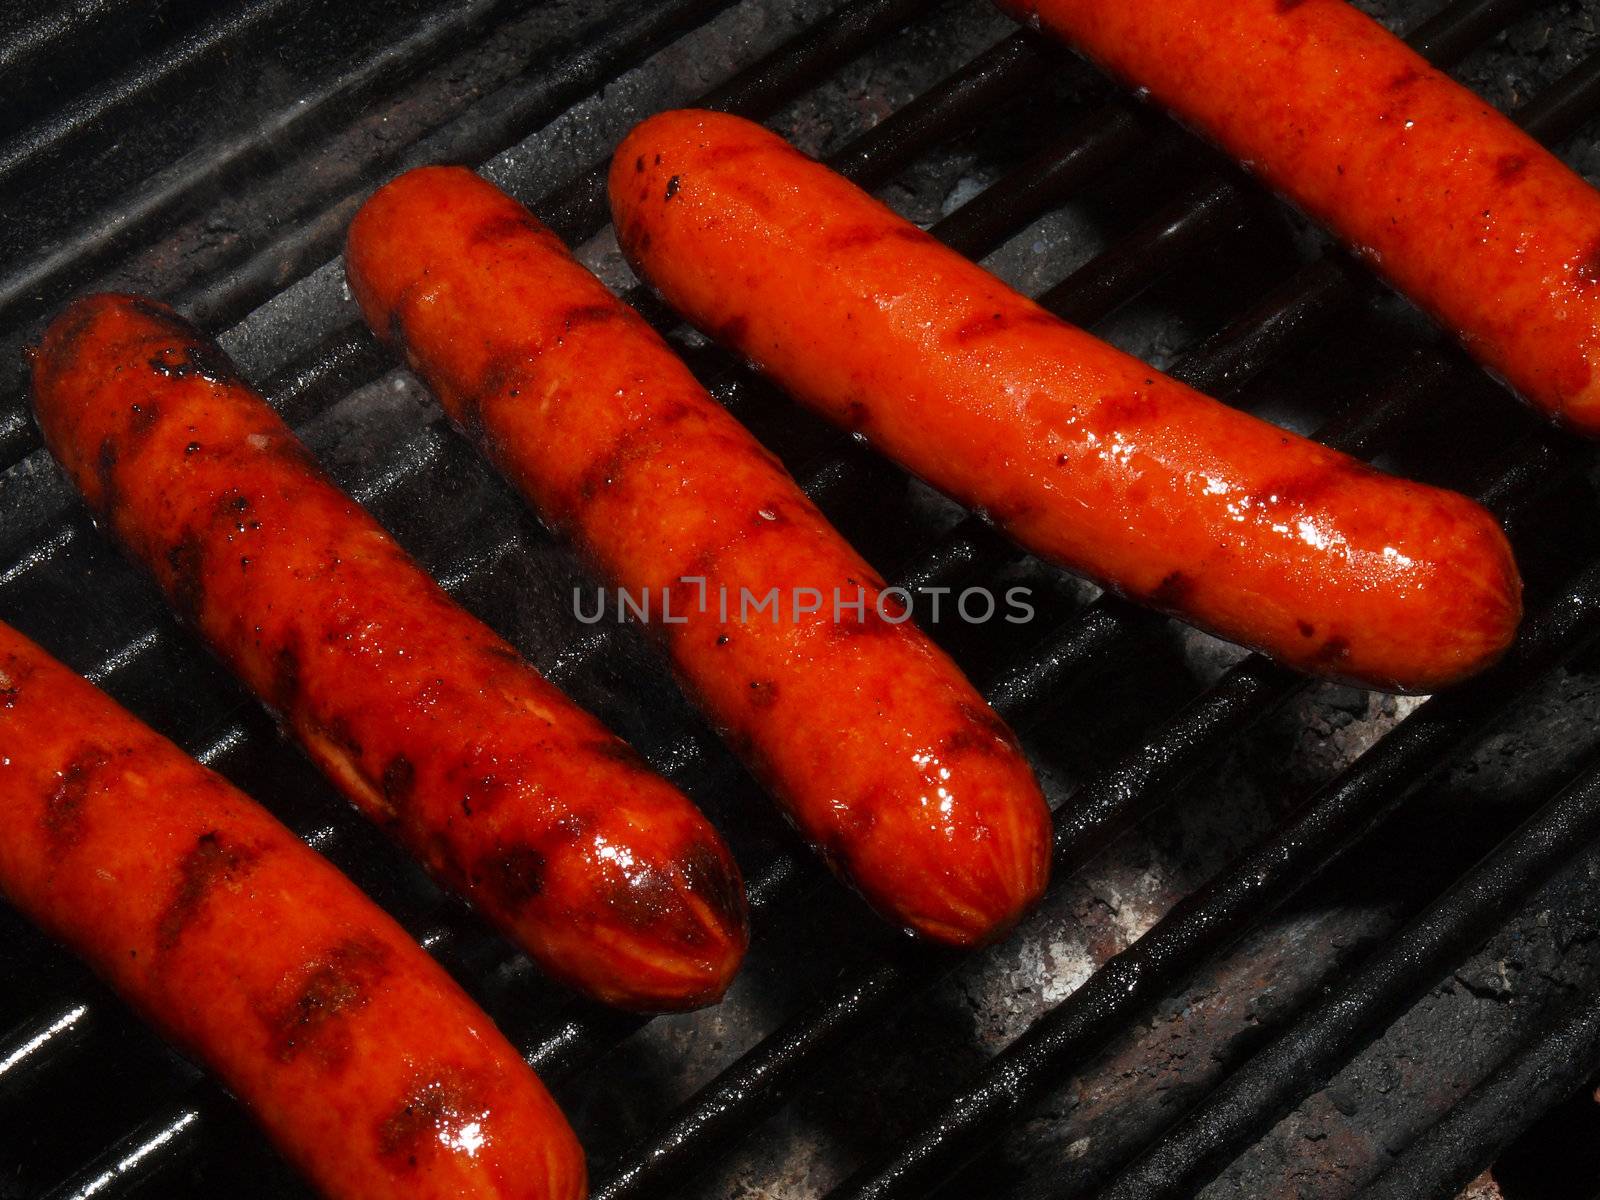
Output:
[[559, 303, 619, 334], [44, 746, 112, 848], [1494, 153, 1529, 184], [1386, 67, 1424, 91], [574, 405, 696, 506], [587, 739, 651, 772], [381, 755, 416, 810], [820, 781, 889, 863], [213, 489, 253, 534], [458, 771, 506, 819], [1254, 460, 1373, 513], [823, 224, 935, 254], [843, 400, 871, 431], [941, 725, 1007, 758], [1277, 0, 1308, 10], [377, 1068, 490, 1169], [469, 210, 544, 246], [165, 531, 207, 626], [1315, 635, 1352, 664], [158, 831, 260, 948], [262, 935, 392, 1065], [1147, 570, 1194, 609], [1090, 388, 1163, 434], [715, 314, 749, 346], [635, 154, 646, 173], [462, 358, 513, 443], [1298, 620, 1316, 638], [747, 679, 779, 709], [127, 402, 160, 440], [955, 312, 1007, 342], [828, 604, 900, 640], [271, 644, 301, 711], [604, 860, 686, 933], [576, 440, 632, 503], [478, 643, 523, 667], [951, 309, 1055, 344], [476, 844, 546, 910], [664, 175, 680, 201], [316, 714, 363, 760], [680, 838, 747, 936], [41, 302, 103, 369], [146, 342, 237, 386]]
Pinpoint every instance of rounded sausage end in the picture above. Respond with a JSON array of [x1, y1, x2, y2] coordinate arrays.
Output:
[[519, 815, 750, 1012], [843, 746, 1053, 949]]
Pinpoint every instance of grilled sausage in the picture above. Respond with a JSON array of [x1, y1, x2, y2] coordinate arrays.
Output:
[[0, 621, 585, 1200], [344, 166, 1051, 947], [606, 110, 1523, 694], [30, 294, 746, 1012], [998, 0, 1600, 436]]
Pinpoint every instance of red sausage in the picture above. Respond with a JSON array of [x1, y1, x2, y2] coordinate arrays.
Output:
[[999, 0, 1600, 436], [30, 295, 746, 1012], [606, 110, 1523, 694], [0, 622, 586, 1200], [344, 166, 1052, 947]]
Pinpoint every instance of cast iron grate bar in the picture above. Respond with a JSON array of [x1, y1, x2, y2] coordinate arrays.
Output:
[[823, 481, 1600, 1200], [0, 0, 945, 472], [0, 0, 304, 183], [1097, 737, 1600, 1199], [1363, 967, 1600, 1199], [0, 0, 574, 332], [180, 0, 942, 342]]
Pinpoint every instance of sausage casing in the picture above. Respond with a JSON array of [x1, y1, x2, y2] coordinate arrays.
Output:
[[30, 294, 747, 1012], [344, 166, 1052, 947], [606, 110, 1523, 694], [999, 0, 1600, 436], [0, 622, 585, 1200]]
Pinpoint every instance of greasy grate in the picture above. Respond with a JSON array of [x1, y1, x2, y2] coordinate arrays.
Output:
[[3, 0, 1600, 1198]]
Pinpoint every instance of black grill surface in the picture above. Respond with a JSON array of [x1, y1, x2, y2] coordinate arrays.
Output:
[[3, 2, 1600, 1199]]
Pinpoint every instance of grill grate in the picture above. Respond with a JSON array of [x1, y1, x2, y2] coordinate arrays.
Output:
[[4, 0, 1600, 1197]]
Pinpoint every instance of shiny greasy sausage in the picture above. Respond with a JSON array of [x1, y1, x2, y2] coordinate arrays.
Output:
[[0, 621, 585, 1200], [30, 294, 746, 1012], [607, 110, 1523, 694], [344, 166, 1051, 947], [999, 0, 1600, 436]]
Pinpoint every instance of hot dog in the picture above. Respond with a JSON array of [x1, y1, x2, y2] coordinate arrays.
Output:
[[30, 294, 746, 1012], [997, 0, 1600, 436], [606, 110, 1523, 694], [0, 621, 586, 1200], [344, 167, 1051, 947]]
